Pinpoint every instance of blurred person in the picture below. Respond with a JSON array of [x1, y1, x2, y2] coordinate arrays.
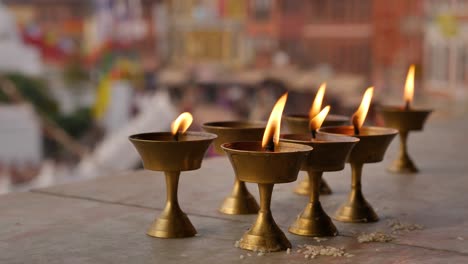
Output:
[[272, 49, 290, 68], [249, 86, 276, 121]]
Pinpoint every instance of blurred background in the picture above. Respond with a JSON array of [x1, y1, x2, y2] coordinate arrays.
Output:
[[0, 0, 467, 193]]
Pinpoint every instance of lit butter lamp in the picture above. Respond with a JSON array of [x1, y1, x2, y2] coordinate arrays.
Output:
[[319, 88, 398, 223], [281, 106, 359, 236], [283, 83, 348, 195], [378, 65, 432, 173], [129, 112, 217, 238], [222, 94, 312, 252], [202, 121, 266, 215]]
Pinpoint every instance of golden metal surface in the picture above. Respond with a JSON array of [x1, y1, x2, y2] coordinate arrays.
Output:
[[280, 133, 358, 236], [238, 183, 291, 251], [319, 126, 397, 223], [129, 132, 216, 238], [388, 131, 418, 173], [319, 126, 397, 164], [129, 132, 216, 171], [202, 121, 266, 155], [218, 179, 259, 215], [283, 114, 348, 195], [378, 107, 432, 173], [289, 171, 338, 236], [283, 114, 349, 134], [222, 141, 312, 251], [334, 163, 379, 223], [147, 171, 197, 238], [202, 121, 265, 215], [294, 177, 332, 196]]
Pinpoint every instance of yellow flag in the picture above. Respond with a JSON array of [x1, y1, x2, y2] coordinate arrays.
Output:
[[93, 74, 112, 120], [437, 13, 459, 38]]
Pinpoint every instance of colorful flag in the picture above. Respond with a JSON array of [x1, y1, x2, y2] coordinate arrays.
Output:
[[93, 73, 112, 120]]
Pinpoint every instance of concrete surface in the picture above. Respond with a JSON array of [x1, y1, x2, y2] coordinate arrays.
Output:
[[1, 114, 468, 263]]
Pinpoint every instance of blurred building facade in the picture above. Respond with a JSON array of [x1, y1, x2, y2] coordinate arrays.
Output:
[[162, 0, 249, 67], [160, 1, 425, 82], [162, 0, 467, 98], [423, 0, 468, 98], [3, 0, 467, 97]]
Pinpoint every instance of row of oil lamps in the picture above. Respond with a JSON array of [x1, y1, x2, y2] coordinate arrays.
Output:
[[129, 65, 432, 252]]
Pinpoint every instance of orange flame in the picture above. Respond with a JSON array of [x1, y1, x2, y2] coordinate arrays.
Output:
[[310, 105, 330, 131], [171, 112, 193, 135], [309, 83, 326, 119], [404, 64, 415, 107], [351, 87, 374, 133], [262, 93, 288, 149]]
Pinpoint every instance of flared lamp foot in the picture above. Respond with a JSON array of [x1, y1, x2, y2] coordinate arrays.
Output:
[[289, 201, 337, 237]]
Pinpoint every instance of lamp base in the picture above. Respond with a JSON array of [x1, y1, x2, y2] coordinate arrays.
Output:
[[239, 211, 291, 252], [294, 177, 332, 195], [219, 180, 259, 215], [147, 208, 197, 238], [289, 201, 338, 237], [146, 171, 197, 238], [334, 194, 379, 223], [388, 156, 419, 173]]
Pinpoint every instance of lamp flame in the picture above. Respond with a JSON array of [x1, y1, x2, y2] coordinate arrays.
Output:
[[262, 93, 288, 150], [351, 87, 374, 135], [309, 83, 326, 119], [310, 105, 330, 132], [171, 112, 193, 135], [404, 64, 415, 109]]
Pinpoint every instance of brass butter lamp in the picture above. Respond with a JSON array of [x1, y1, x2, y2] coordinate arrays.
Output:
[[223, 94, 312, 252], [283, 83, 348, 196], [202, 121, 266, 215], [378, 65, 432, 173], [281, 106, 359, 237], [319, 88, 397, 223], [129, 113, 216, 238]]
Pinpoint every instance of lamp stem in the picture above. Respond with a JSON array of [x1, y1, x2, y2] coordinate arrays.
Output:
[[334, 163, 379, 223], [164, 171, 181, 212], [147, 171, 196, 238], [308, 170, 323, 204], [399, 131, 409, 162], [232, 178, 248, 196], [350, 163, 363, 197], [389, 130, 419, 173], [246, 183, 276, 238], [258, 183, 274, 214], [239, 183, 291, 251]]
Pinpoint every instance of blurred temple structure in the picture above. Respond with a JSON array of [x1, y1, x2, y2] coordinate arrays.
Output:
[[3, 0, 467, 98]]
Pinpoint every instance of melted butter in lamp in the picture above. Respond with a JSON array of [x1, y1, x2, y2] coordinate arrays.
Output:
[[328, 126, 396, 136]]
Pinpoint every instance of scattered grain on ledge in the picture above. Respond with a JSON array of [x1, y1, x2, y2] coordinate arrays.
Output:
[[313, 237, 328, 243], [387, 219, 424, 234], [358, 232, 394, 243], [295, 244, 354, 259]]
